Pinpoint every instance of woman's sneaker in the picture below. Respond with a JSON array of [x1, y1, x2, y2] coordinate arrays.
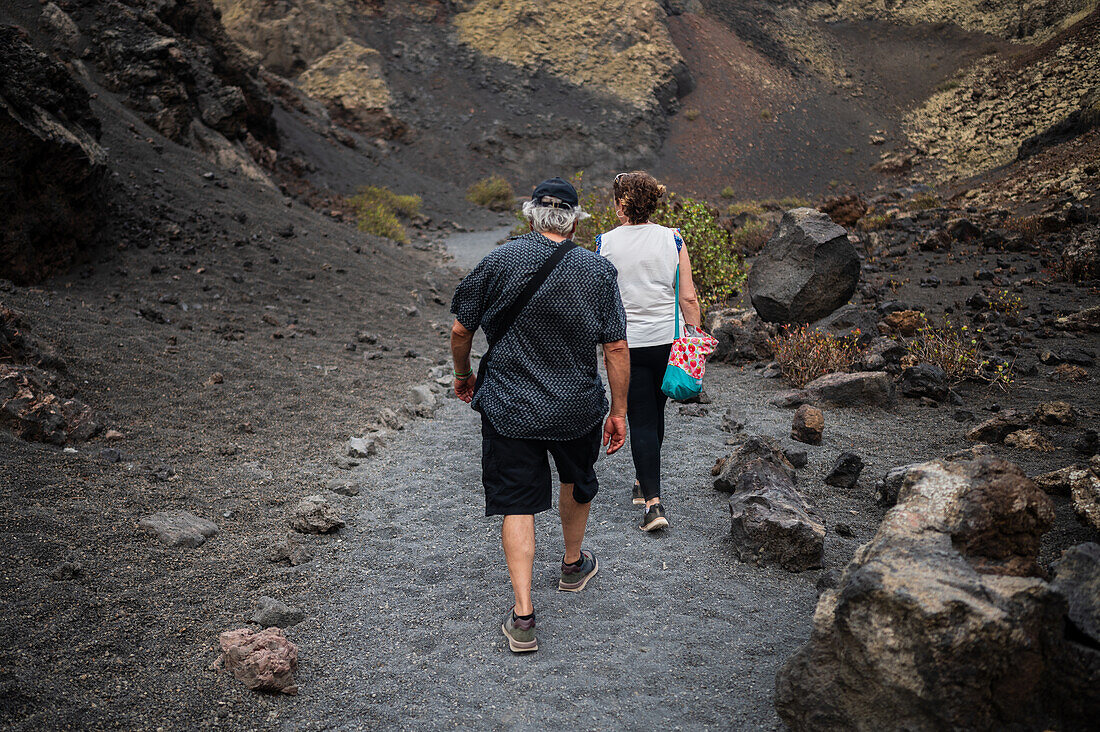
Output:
[[632, 482, 645, 505], [558, 550, 599, 592], [640, 502, 669, 532], [501, 607, 538, 653]]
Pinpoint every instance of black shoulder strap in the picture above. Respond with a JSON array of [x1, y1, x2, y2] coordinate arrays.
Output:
[[476, 241, 577, 389]]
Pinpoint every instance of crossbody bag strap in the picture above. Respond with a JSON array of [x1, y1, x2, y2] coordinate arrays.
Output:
[[476, 241, 577, 389]]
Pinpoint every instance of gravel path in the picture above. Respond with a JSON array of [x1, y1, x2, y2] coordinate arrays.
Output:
[[278, 231, 1095, 731], [283, 386, 808, 731], [279, 355, 1092, 730]]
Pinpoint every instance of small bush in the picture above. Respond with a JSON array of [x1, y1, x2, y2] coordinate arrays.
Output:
[[910, 192, 940, 210], [727, 200, 765, 218], [685, 109, 700, 121], [349, 185, 422, 244], [936, 79, 961, 93], [842, 147, 855, 155], [768, 326, 863, 387], [731, 220, 770, 255], [778, 196, 811, 209], [905, 315, 1012, 389], [760, 109, 773, 121], [858, 212, 892, 231], [720, 186, 735, 199], [989, 289, 1025, 315], [466, 176, 515, 211]]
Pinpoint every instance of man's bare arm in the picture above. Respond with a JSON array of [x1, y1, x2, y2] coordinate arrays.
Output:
[[450, 319, 476, 403], [601, 339, 629, 454]]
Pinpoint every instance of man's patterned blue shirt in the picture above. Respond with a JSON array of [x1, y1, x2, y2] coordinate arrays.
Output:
[[451, 231, 628, 440]]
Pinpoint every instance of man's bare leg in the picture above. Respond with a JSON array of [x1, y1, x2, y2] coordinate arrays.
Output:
[[559, 483, 590, 564], [502, 515, 535, 616]]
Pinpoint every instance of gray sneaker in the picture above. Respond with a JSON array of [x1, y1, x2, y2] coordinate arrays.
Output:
[[640, 502, 669, 532], [558, 550, 598, 592], [501, 608, 538, 653], [632, 482, 645, 505]]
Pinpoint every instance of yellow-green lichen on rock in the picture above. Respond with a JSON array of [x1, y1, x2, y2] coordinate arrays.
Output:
[[213, 0, 353, 76], [903, 37, 1099, 181], [813, 0, 1094, 41], [452, 0, 685, 111], [297, 40, 404, 138]]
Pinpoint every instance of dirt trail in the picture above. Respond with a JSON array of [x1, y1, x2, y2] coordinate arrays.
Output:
[[277, 225, 1095, 729], [281, 378, 815, 731]]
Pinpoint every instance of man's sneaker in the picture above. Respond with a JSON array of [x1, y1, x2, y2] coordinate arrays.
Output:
[[501, 607, 538, 653], [632, 482, 645, 505], [558, 550, 598, 592], [640, 502, 669, 532]]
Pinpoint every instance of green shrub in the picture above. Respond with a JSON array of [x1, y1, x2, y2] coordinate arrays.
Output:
[[731, 219, 770, 255], [777, 196, 810, 209], [720, 186, 735, 199], [760, 109, 773, 121], [684, 109, 700, 121], [466, 176, 515, 211], [349, 185, 422, 244], [905, 315, 1012, 389], [858, 212, 892, 231]]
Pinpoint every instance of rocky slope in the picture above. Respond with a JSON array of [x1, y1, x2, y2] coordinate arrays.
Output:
[[905, 6, 1100, 184], [814, 0, 1095, 40]]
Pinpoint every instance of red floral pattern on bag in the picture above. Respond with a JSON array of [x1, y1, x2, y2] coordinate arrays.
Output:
[[668, 329, 718, 380]]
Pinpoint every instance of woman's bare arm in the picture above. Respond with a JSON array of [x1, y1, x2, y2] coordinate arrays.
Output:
[[677, 244, 703, 328]]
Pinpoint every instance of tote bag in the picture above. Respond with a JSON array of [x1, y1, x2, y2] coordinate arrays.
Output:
[[661, 264, 719, 400]]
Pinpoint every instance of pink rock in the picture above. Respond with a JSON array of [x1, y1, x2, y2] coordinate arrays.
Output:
[[218, 627, 298, 695]]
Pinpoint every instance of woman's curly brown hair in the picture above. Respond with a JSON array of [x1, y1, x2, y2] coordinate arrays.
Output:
[[613, 171, 666, 224]]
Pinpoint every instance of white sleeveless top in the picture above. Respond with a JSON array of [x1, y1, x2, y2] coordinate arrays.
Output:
[[597, 223, 682, 348]]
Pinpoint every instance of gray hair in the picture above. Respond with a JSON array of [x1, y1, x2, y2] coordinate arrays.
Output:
[[521, 200, 588, 236]]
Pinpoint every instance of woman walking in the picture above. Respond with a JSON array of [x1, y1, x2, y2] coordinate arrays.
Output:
[[596, 171, 702, 532]]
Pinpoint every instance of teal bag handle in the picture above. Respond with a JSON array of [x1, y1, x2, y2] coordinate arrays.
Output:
[[673, 262, 680, 341]]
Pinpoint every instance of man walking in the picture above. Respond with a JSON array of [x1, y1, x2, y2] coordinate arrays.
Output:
[[450, 177, 630, 653]]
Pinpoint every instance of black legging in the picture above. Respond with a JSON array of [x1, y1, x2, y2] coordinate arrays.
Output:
[[628, 343, 673, 501]]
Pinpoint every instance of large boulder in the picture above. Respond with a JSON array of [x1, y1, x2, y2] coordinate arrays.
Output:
[[1047, 542, 1100, 724], [728, 460, 825, 572], [139, 510, 218, 548], [288, 494, 344, 534], [713, 435, 796, 492], [0, 364, 99, 444], [770, 371, 895, 409], [1071, 455, 1100, 533], [773, 458, 1093, 731], [748, 208, 860, 324], [0, 25, 107, 284], [713, 435, 822, 571], [703, 307, 777, 364]]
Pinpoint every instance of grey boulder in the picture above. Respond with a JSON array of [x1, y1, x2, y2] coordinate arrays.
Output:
[[728, 459, 825, 572], [770, 371, 894, 409], [288, 495, 345, 534], [251, 596, 306, 628], [748, 208, 859, 324], [139, 510, 217, 548], [774, 458, 1082, 731]]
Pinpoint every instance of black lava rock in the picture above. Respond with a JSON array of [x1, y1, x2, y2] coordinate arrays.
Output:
[[824, 452, 864, 489]]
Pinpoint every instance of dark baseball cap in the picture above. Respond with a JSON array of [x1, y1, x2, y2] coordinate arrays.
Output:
[[531, 177, 579, 209]]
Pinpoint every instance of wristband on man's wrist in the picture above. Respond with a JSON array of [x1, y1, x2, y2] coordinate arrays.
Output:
[[454, 368, 473, 378]]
